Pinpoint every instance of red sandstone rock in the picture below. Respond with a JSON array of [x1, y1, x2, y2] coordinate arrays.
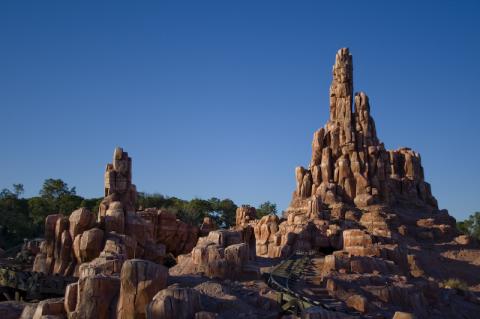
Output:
[[146, 287, 201, 319], [455, 235, 471, 245], [236, 205, 257, 227], [175, 230, 250, 279], [138, 209, 199, 256], [287, 48, 438, 216], [105, 201, 126, 234], [32, 298, 65, 319], [78, 228, 104, 262], [67, 274, 120, 319], [117, 259, 169, 319], [64, 282, 78, 314], [254, 214, 280, 258], [346, 294, 367, 313], [69, 208, 95, 239], [342, 229, 378, 256]]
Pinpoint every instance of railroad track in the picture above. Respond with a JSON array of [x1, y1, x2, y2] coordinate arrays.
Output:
[[266, 251, 361, 317]]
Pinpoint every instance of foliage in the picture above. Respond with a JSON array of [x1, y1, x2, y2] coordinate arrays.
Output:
[[0, 185, 34, 249], [80, 197, 103, 214], [457, 212, 480, 240], [39, 178, 76, 199], [137, 193, 173, 210], [256, 201, 277, 218], [0, 179, 275, 250], [442, 278, 468, 290], [137, 193, 238, 228]]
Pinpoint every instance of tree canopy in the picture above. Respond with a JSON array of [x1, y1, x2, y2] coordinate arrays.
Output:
[[457, 212, 480, 240], [256, 201, 278, 218]]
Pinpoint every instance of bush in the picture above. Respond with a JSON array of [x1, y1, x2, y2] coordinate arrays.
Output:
[[442, 278, 468, 290]]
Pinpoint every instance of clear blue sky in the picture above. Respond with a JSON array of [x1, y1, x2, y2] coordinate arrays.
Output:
[[1, 1, 479, 220]]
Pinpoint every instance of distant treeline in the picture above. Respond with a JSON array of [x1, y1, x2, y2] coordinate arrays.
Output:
[[0, 179, 277, 250]]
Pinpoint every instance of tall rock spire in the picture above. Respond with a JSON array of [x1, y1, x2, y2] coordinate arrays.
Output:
[[288, 48, 438, 217], [329, 48, 354, 148]]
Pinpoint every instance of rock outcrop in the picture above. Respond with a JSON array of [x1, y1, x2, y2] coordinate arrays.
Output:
[[172, 230, 250, 279], [138, 208, 199, 256], [116, 259, 168, 319], [33, 148, 166, 277], [146, 287, 202, 319], [288, 48, 437, 215], [99, 147, 137, 222]]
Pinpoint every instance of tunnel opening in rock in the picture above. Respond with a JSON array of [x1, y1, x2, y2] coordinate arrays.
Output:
[[317, 245, 336, 256]]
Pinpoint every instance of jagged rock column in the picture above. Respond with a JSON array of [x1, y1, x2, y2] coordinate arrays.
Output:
[[287, 48, 438, 216]]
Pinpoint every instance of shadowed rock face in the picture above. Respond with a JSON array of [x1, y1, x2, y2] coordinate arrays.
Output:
[[288, 48, 437, 216]]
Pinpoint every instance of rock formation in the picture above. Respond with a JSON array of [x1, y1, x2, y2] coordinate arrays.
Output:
[[290, 48, 437, 215], [255, 48, 456, 259], [15, 49, 480, 319], [138, 208, 199, 256], [172, 230, 250, 279], [99, 147, 137, 221], [33, 148, 166, 277]]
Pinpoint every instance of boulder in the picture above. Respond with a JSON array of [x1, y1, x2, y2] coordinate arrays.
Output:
[[454, 235, 471, 245], [64, 282, 78, 314], [345, 294, 367, 313], [32, 298, 65, 319], [342, 229, 377, 256], [224, 243, 249, 273], [68, 274, 120, 319], [235, 205, 257, 227], [79, 228, 104, 262], [69, 208, 94, 239], [117, 259, 169, 319], [146, 287, 201, 319], [105, 201, 125, 234]]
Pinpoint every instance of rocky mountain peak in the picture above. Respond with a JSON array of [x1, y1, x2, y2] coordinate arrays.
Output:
[[290, 48, 437, 215]]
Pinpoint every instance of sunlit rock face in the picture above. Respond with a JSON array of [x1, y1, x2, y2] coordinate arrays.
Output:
[[33, 148, 167, 277], [256, 48, 454, 260], [288, 48, 437, 218]]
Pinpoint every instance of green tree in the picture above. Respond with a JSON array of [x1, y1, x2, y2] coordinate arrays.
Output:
[[39, 178, 83, 214], [12, 184, 24, 197], [0, 184, 32, 249], [28, 179, 84, 228], [210, 198, 237, 228], [80, 197, 103, 214], [256, 201, 277, 218], [40, 178, 76, 199], [179, 198, 213, 225], [137, 193, 170, 210], [457, 212, 480, 240], [28, 196, 53, 225]]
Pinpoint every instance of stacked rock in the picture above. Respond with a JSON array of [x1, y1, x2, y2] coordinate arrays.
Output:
[[289, 48, 437, 217], [33, 148, 166, 277]]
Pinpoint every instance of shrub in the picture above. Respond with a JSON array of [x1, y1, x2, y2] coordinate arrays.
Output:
[[442, 278, 468, 290]]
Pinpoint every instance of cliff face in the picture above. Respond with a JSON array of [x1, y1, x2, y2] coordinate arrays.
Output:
[[289, 48, 437, 216]]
